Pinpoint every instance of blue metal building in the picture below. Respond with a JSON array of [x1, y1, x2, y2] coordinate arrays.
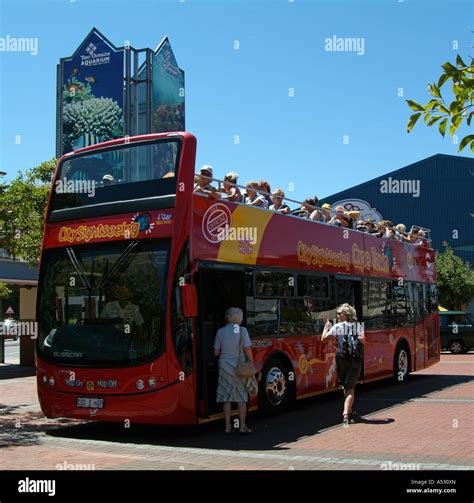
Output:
[[320, 154, 474, 265]]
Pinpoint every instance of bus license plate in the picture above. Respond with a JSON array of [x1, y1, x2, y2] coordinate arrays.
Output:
[[77, 397, 104, 409]]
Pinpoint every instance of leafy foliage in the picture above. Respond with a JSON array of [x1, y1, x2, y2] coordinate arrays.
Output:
[[407, 55, 474, 153], [0, 282, 12, 299], [436, 243, 474, 309], [0, 159, 56, 266]]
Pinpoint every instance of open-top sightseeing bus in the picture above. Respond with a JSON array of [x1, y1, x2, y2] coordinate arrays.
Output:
[[36, 132, 440, 424]]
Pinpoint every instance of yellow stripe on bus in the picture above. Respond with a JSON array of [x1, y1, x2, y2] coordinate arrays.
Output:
[[217, 206, 273, 264]]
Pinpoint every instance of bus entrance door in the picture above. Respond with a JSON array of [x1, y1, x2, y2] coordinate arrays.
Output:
[[196, 267, 246, 418]]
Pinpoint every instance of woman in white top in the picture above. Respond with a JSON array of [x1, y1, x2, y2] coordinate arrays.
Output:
[[321, 303, 365, 425], [213, 307, 254, 435]]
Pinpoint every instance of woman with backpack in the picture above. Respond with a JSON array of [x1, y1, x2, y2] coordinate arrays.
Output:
[[321, 303, 365, 425]]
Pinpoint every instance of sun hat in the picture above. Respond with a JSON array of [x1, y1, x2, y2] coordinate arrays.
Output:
[[200, 165, 213, 176]]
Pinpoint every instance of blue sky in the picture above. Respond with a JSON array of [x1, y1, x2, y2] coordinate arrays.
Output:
[[0, 0, 472, 202]]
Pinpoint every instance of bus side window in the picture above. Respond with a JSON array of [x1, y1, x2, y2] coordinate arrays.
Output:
[[392, 281, 411, 328], [363, 280, 393, 330], [410, 283, 422, 322], [428, 284, 438, 313]]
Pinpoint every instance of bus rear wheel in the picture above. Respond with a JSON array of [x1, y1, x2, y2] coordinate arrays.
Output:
[[258, 357, 294, 415], [393, 344, 410, 383]]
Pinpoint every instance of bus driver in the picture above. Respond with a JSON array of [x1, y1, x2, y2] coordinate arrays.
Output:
[[101, 285, 145, 343]]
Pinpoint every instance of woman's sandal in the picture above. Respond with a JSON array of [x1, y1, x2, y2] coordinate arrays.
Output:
[[342, 413, 350, 425], [239, 428, 254, 435], [349, 411, 356, 423]]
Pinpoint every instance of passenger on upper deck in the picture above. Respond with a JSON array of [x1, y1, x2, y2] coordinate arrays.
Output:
[[370, 222, 385, 238], [245, 181, 268, 208], [329, 206, 351, 228], [356, 220, 369, 232], [320, 203, 332, 223], [413, 230, 428, 246], [194, 165, 220, 199], [345, 211, 360, 229], [379, 220, 395, 239], [259, 180, 273, 208], [220, 171, 242, 202], [394, 224, 409, 242], [309, 198, 327, 222], [293, 197, 318, 219], [270, 189, 290, 214]]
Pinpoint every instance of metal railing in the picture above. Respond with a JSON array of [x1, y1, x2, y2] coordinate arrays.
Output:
[[193, 174, 432, 247]]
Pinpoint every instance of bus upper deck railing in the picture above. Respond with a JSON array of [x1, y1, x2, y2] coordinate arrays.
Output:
[[193, 174, 432, 248]]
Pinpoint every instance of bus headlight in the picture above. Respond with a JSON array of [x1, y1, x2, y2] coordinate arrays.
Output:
[[136, 379, 145, 391], [148, 377, 156, 388], [49, 377, 55, 386]]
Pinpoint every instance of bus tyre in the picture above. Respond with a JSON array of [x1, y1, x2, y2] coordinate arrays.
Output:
[[393, 344, 410, 383], [449, 340, 464, 354], [258, 357, 295, 415]]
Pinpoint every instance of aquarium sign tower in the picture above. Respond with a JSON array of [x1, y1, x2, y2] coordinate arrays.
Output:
[[56, 28, 185, 157]]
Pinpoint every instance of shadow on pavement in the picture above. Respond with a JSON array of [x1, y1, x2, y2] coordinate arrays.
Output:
[[0, 405, 76, 449], [44, 371, 473, 451], [0, 364, 36, 381]]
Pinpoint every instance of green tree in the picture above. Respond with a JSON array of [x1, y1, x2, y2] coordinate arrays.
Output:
[[0, 159, 56, 266], [436, 243, 474, 309], [0, 282, 12, 298], [407, 55, 474, 153]]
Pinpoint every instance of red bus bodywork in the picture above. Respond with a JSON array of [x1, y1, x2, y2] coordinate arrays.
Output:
[[36, 133, 440, 424]]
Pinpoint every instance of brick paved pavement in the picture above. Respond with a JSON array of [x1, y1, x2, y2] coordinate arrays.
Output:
[[0, 355, 473, 471]]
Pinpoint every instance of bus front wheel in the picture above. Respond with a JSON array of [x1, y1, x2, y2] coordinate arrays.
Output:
[[258, 357, 295, 415]]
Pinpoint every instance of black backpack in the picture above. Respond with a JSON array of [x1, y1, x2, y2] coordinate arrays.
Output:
[[341, 324, 362, 360]]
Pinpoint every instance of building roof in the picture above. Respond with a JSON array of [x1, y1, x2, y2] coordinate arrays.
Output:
[[320, 154, 474, 263], [0, 258, 38, 284], [322, 154, 471, 200]]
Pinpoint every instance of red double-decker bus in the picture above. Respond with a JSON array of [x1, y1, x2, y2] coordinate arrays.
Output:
[[36, 132, 440, 424]]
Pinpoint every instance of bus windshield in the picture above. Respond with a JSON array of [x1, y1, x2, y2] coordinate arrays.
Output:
[[37, 240, 169, 366], [50, 139, 180, 212]]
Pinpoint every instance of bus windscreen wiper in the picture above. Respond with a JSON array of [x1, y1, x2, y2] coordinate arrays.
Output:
[[99, 241, 139, 290], [66, 247, 91, 290]]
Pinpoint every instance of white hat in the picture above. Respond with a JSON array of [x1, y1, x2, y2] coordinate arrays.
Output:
[[200, 165, 213, 176]]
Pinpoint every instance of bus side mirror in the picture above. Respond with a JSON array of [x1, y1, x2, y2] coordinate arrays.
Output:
[[181, 284, 198, 317]]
